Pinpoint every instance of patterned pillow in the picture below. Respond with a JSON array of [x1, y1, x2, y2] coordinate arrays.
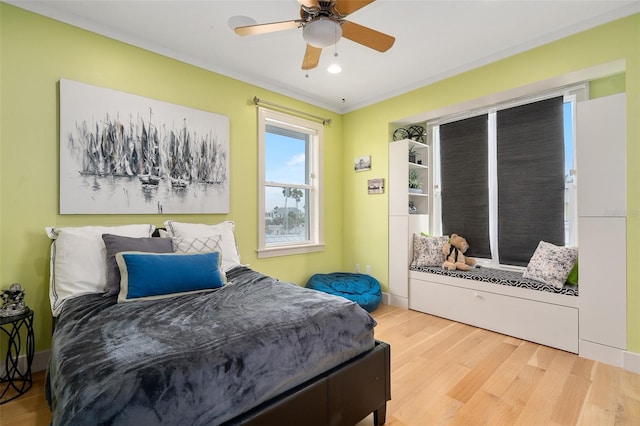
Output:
[[172, 235, 228, 283], [523, 241, 578, 289], [172, 235, 223, 253], [411, 234, 449, 268], [165, 220, 241, 272]]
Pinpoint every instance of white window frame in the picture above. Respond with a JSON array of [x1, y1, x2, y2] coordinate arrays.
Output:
[[257, 107, 324, 258], [429, 85, 585, 270]]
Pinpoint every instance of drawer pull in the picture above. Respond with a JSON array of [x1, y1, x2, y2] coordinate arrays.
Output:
[[474, 293, 481, 298]]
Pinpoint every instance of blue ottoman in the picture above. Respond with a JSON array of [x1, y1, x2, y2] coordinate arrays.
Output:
[[305, 272, 382, 312]]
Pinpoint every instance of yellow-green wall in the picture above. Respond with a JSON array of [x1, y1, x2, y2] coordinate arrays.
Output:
[[0, 3, 344, 352], [342, 14, 640, 352]]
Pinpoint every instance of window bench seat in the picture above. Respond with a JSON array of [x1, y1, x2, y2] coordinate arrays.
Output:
[[408, 266, 579, 353]]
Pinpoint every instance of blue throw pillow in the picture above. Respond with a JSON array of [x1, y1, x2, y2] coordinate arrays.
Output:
[[116, 251, 225, 302]]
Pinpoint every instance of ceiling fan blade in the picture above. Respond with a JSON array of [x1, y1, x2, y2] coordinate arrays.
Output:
[[335, 0, 375, 16], [341, 21, 395, 52], [234, 19, 302, 36], [302, 45, 322, 70], [298, 0, 320, 9]]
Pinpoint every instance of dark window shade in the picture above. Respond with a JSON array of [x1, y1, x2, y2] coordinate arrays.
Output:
[[496, 97, 565, 266], [440, 115, 490, 259]]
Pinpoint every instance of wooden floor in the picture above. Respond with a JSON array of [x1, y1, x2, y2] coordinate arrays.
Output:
[[2, 305, 639, 426]]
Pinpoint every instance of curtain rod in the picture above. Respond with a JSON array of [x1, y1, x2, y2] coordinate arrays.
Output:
[[253, 96, 331, 125]]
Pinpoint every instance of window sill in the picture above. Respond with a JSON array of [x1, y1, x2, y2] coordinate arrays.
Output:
[[474, 259, 526, 273], [257, 243, 325, 259]]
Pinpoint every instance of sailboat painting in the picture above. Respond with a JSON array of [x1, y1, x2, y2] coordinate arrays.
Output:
[[59, 79, 229, 214]]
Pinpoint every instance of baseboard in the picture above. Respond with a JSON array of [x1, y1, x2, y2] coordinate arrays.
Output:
[[387, 294, 408, 309], [623, 350, 640, 373], [0, 350, 50, 377], [381, 292, 389, 305], [33, 350, 50, 372], [580, 339, 625, 368]]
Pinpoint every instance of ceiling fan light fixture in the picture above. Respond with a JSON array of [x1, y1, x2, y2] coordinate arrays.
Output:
[[303, 16, 342, 48], [327, 63, 342, 74]]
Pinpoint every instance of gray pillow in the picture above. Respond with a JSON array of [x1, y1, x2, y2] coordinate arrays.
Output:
[[102, 234, 173, 296]]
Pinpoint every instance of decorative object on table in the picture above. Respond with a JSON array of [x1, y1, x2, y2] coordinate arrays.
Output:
[[354, 155, 371, 172], [408, 169, 423, 193], [367, 178, 384, 194], [59, 79, 230, 215], [0, 308, 34, 404], [0, 283, 28, 317], [442, 234, 476, 271]]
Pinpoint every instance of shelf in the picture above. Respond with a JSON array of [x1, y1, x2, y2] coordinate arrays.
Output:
[[408, 162, 428, 169], [409, 140, 428, 148], [390, 138, 430, 217]]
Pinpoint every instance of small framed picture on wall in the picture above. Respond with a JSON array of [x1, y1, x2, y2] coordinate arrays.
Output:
[[354, 155, 371, 172], [368, 178, 384, 194]]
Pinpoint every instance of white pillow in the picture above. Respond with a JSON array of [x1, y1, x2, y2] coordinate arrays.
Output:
[[164, 220, 241, 272], [157, 229, 171, 238], [523, 240, 578, 289], [47, 224, 155, 316]]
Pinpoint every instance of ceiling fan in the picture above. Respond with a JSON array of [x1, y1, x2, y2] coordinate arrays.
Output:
[[234, 0, 395, 70]]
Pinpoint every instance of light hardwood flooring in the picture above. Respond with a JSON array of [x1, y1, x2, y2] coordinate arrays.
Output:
[[2, 304, 639, 426]]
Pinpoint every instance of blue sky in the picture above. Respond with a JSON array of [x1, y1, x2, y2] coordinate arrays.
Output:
[[564, 101, 574, 180], [265, 132, 306, 211]]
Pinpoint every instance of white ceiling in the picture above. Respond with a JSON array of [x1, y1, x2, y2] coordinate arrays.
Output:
[[8, 0, 640, 113]]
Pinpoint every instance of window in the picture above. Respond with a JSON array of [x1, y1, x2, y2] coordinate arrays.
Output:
[[430, 89, 581, 269], [257, 108, 324, 258]]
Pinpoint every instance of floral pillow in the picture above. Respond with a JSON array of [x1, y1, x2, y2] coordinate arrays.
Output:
[[411, 234, 449, 268], [523, 241, 578, 289]]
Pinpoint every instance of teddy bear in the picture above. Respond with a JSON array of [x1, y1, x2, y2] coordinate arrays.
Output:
[[442, 234, 476, 271]]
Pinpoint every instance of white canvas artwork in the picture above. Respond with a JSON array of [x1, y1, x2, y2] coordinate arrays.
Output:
[[59, 79, 230, 214]]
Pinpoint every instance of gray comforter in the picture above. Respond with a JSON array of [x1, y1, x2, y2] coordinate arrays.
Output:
[[46, 266, 376, 425]]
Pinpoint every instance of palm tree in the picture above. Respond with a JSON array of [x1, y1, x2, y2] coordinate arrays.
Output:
[[282, 188, 291, 231], [289, 188, 304, 229]]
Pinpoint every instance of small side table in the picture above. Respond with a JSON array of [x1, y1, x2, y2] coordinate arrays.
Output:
[[0, 309, 34, 404]]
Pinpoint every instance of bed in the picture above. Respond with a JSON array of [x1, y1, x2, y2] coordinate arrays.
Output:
[[44, 222, 391, 425]]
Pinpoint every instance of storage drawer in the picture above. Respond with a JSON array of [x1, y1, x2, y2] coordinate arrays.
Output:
[[409, 278, 578, 353]]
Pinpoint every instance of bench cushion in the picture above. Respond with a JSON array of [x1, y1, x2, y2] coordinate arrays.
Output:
[[410, 266, 578, 296], [306, 273, 382, 312]]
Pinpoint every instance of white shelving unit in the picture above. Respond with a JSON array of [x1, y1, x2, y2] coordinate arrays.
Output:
[[576, 93, 627, 366], [389, 139, 430, 215], [388, 138, 430, 308]]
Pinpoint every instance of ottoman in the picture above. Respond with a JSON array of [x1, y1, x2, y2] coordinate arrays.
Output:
[[305, 272, 382, 312]]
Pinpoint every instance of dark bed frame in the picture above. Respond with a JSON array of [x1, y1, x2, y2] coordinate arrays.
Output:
[[225, 340, 391, 426], [47, 331, 390, 426]]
